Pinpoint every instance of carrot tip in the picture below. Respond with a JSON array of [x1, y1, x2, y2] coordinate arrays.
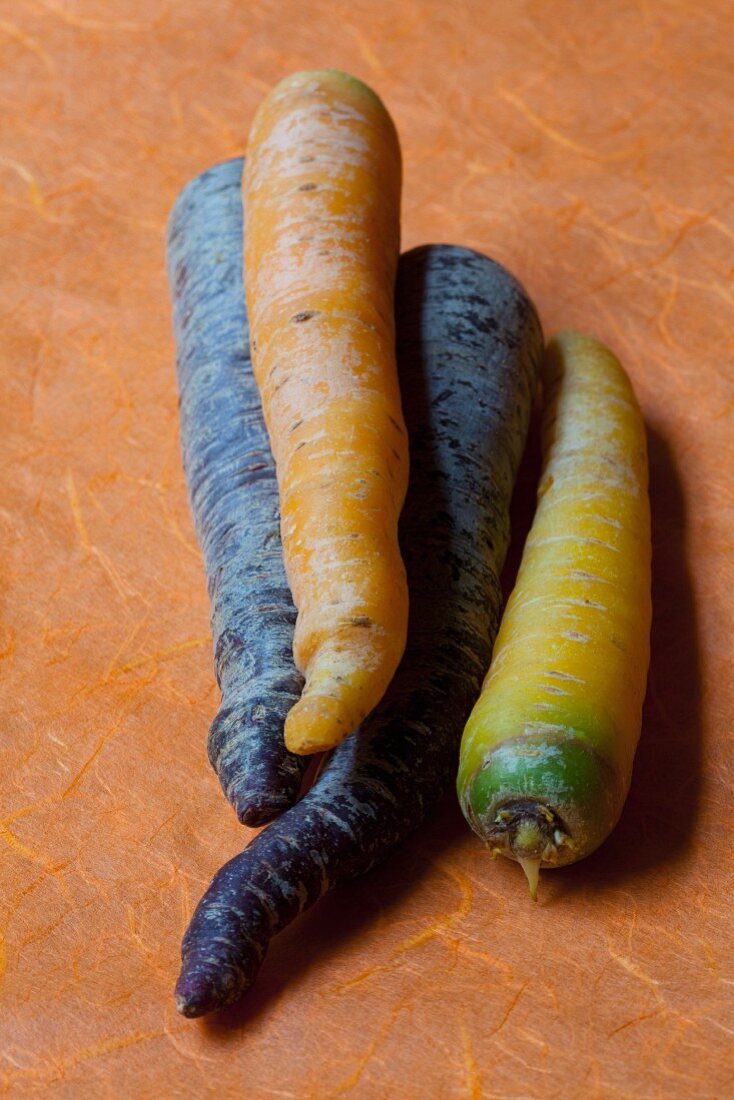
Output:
[[174, 982, 215, 1018], [285, 694, 354, 755]]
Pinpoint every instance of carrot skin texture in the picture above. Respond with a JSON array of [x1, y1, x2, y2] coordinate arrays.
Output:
[[167, 158, 307, 826], [457, 330, 652, 873], [244, 70, 409, 755], [175, 242, 543, 1016]]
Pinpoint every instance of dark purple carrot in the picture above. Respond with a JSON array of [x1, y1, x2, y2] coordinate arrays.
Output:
[[166, 158, 307, 826], [175, 240, 543, 1017]]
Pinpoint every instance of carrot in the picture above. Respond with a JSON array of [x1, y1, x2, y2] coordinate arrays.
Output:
[[457, 330, 652, 898], [243, 69, 408, 756], [174, 243, 543, 1016], [167, 158, 307, 825]]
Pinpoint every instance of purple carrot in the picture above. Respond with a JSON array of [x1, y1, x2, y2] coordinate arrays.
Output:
[[167, 159, 307, 826], [175, 239, 543, 1016]]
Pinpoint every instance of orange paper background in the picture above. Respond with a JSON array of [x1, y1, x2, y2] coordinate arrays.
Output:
[[2, 1, 733, 1096]]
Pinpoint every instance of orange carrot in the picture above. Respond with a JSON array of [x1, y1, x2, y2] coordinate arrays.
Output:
[[243, 69, 408, 755]]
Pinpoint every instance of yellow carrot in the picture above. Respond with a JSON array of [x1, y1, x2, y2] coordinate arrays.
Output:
[[457, 330, 652, 896], [243, 70, 408, 755]]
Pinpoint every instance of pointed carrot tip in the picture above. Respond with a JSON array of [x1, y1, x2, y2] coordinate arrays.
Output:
[[284, 693, 352, 755], [518, 856, 541, 901]]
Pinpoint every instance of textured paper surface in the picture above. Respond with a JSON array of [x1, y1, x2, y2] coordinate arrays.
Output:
[[1, 1, 733, 1095]]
